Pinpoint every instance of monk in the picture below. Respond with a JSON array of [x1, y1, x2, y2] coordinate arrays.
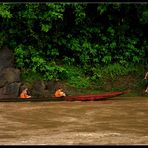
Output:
[[19, 88, 31, 98], [54, 88, 66, 97]]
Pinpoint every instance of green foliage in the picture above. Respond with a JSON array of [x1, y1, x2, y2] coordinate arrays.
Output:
[[21, 70, 43, 83], [14, 45, 27, 68], [0, 3, 147, 83], [73, 4, 86, 24], [42, 62, 68, 80], [70, 38, 81, 52], [29, 58, 68, 81], [102, 64, 136, 78], [136, 4, 148, 24], [102, 55, 112, 64], [41, 24, 52, 32], [63, 57, 75, 66], [67, 76, 90, 89], [0, 4, 12, 18], [46, 3, 65, 20], [141, 11, 148, 24], [14, 44, 67, 80], [91, 63, 140, 81], [97, 4, 108, 15], [64, 65, 90, 88]]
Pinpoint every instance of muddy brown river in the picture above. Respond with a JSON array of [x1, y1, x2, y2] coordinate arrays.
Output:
[[0, 96, 148, 145]]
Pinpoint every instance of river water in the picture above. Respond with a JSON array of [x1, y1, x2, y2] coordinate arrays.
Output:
[[0, 97, 148, 145]]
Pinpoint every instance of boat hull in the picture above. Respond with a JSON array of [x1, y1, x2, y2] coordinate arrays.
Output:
[[0, 91, 126, 102], [65, 91, 126, 101]]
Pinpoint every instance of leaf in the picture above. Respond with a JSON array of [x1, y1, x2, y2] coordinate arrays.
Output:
[[41, 24, 51, 32]]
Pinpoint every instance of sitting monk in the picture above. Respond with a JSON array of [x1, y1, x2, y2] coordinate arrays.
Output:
[[19, 88, 31, 98], [54, 88, 66, 97]]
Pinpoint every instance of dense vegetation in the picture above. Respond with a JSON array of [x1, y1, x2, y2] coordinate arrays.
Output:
[[0, 3, 148, 89]]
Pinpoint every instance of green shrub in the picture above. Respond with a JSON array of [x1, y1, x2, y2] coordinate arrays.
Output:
[[63, 65, 90, 88], [20, 69, 43, 83], [91, 63, 143, 81]]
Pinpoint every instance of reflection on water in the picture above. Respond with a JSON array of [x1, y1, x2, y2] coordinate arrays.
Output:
[[0, 97, 148, 145]]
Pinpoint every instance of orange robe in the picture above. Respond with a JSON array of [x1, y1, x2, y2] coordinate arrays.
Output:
[[54, 89, 66, 97], [19, 91, 31, 98]]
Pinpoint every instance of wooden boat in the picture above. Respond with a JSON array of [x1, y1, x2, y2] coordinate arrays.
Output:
[[0, 91, 126, 102], [65, 91, 126, 101]]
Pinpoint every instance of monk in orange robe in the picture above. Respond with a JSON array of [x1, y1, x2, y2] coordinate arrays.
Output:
[[19, 88, 31, 98], [54, 88, 66, 97]]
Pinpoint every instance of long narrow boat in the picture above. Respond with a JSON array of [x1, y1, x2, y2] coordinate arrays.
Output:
[[0, 91, 126, 102], [65, 91, 126, 101]]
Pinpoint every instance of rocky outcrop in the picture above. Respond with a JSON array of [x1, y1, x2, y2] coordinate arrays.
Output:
[[0, 68, 21, 98], [31, 80, 58, 98], [31, 80, 46, 97], [0, 67, 59, 99], [0, 82, 21, 98], [0, 68, 20, 83], [0, 47, 64, 99], [0, 47, 21, 98]]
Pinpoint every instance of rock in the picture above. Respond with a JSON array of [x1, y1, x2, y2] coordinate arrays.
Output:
[[0, 67, 21, 99], [46, 80, 57, 94], [0, 68, 20, 84], [31, 80, 46, 97], [0, 82, 21, 98], [0, 75, 7, 88]]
